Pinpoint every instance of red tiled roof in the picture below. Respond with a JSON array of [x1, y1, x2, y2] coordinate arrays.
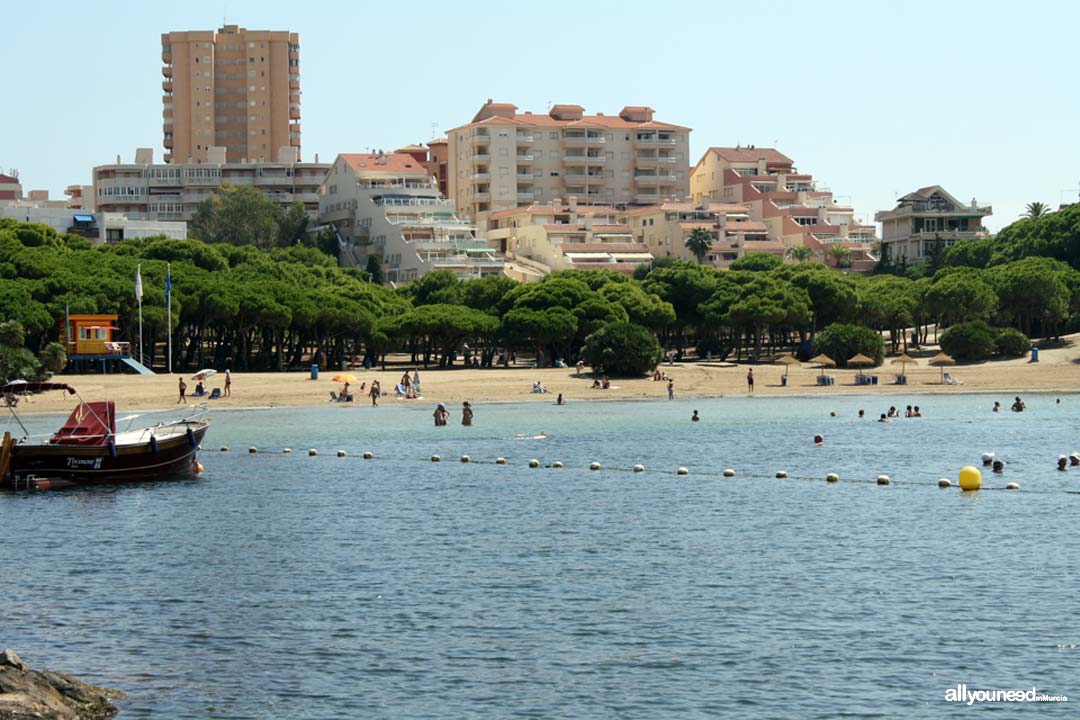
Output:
[[705, 147, 793, 164], [339, 153, 429, 176], [0, 173, 19, 184], [725, 222, 768, 232], [452, 101, 690, 133]]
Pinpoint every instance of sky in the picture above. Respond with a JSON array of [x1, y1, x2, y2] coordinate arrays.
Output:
[[2, 0, 1078, 231]]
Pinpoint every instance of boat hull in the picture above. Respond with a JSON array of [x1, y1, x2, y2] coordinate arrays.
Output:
[[6, 422, 209, 488]]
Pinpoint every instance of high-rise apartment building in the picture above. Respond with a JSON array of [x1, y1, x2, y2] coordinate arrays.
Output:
[[161, 25, 301, 165], [447, 100, 691, 232]]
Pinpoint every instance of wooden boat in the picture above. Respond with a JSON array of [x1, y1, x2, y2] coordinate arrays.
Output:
[[1, 382, 210, 490]]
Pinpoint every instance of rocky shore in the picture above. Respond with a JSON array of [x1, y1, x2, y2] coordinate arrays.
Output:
[[0, 650, 122, 720]]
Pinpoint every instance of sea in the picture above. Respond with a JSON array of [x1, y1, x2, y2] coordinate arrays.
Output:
[[3, 393, 1079, 718]]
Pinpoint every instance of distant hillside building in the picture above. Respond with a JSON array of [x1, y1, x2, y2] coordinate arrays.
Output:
[[447, 100, 691, 232], [0, 172, 21, 201], [625, 201, 782, 268], [875, 186, 992, 264], [161, 24, 301, 164], [319, 152, 505, 284], [690, 147, 878, 269], [93, 147, 328, 223]]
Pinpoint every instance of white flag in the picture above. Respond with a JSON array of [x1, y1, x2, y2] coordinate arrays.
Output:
[[135, 264, 143, 302]]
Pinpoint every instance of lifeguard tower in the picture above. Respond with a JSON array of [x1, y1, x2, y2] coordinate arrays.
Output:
[[59, 314, 154, 374]]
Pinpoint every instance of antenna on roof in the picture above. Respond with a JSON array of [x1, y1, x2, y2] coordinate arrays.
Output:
[[431, 122, 438, 140]]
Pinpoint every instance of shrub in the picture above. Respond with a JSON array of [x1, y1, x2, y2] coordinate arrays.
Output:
[[939, 320, 997, 361], [813, 323, 884, 367], [993, 327, 1031, 358], [582, 322, 662, 376]]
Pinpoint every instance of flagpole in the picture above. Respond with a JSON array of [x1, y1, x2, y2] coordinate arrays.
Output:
[[166, 263, 172, 374], [137, 264, 144, 367]]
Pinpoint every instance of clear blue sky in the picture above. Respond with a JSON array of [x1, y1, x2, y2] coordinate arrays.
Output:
[[3, 0, 1078, 231]]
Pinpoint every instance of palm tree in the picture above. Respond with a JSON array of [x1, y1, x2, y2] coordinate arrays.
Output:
[[1024, 201, 1049, 218], [826, 245, 852, 269], [684, 227, 714, 264], [786, 245, 817, 263]]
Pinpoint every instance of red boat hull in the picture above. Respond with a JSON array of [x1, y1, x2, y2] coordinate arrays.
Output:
[[5, 422, 209, 489]]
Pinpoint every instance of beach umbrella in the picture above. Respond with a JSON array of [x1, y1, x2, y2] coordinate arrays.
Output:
[[810, 353, 835, 378], [890, 353, 918, 380], [332, 373, 358, 384], [774, 354, 801, 378], [847, 353, 875, 377], [928, 352, 955, 383], [191, 369, 217, 381]]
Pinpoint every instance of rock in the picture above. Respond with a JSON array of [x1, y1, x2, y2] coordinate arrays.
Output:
[[0, 649, 124, 719]]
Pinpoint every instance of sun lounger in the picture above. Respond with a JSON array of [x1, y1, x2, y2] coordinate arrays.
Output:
[[943, 373, 962, 385]]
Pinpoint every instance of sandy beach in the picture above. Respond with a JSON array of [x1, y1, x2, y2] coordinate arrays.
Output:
[[8, 334, 1079, 416]]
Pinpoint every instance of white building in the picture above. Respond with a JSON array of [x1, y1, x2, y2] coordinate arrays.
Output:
[[875, 186, 991, 264], [319, 152, 505, 284], [0, 204, 186, 243]]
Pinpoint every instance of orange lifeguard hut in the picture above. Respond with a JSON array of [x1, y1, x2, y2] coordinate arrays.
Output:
[[60, 314, 128, 359]]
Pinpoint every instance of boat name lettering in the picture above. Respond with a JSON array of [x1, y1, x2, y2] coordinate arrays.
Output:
[[66, 457, 103, 470]]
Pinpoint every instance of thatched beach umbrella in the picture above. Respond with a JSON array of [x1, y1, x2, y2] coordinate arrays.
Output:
[[890, 353, 918, 380], [810, 353, 835, 379], [929, 352, 955, 383], [774, 354, 801, 379], [847, 353, 875, 377]]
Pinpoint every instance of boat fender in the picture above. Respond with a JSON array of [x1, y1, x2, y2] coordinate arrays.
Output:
[[150, 436, 158, 454], [108, 439, 117, 459], [187, 427, 196, 447]]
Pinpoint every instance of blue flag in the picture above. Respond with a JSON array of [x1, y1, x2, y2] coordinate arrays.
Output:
[[165, 263, 172, 305]]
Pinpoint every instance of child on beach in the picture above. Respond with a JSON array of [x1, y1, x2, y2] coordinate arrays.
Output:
[[747, 368, 754, 393], [224, 369, 232, 397], [178, 377, 187, 404]]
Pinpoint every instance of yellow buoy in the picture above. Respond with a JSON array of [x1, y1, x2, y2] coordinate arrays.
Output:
[[938, 478, 952, 488], [590, 461, 601, 471], [877, 475, 890, 485], [958, 466, 982, 491], [528, 459, 540, 468], [196, 462, 204, 474], [1006, 482, 1020, 490], [723, 468, 735, 477], [363, 451, 373, 459], [676, 467, 689, 476], [826, 473, 839, 483], [460, 455, 470, 463], [337, 450, 347, 457], [431, 454, 441, 462], [308, 449, 318, 456], [495, 457, 506, 465], [633, 464, 645, 473], [776, 470, 788, 478], [552, 461, 564, 469]]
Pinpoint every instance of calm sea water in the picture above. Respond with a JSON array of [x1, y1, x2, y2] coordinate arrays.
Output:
[[3, 393, 1079, 718]]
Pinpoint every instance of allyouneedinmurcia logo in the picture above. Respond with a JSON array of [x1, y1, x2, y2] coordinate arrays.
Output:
[[944, 685, 1067, 705]]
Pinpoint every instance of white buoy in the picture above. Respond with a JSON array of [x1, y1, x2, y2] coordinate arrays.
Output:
[[877, 475, 890, 485], [775, 470, 788, 478], [362, 451, 373, 459], [197, 445, 202, 451], [633, 464, 645, 473], [590, 461, 601, 471], [460, 455, 470, 463], [676, 466, 689, 476], [248, 447, 257, 454], [528, 458, 540, 468], [308, 449, 318, 456], [283, 448, 292, 454], [431, 454, 441, 462], [1006, 482, 1020, 490], [938, 478, 952, 488], [337, 450, 347, 457], [495, 457, 506, 465], [723, 468, 735, 477], [826, 473, 839, 483], [552, 461, 564, 469]]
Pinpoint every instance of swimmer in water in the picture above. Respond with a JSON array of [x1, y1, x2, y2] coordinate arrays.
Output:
[[1058, 456, 1068, 471], [691, 410, 700, 422], [992, 460, 1004, 474], [814, 434, 824, 445]]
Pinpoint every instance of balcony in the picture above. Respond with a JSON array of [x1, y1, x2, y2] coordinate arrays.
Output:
[[562, 134, 605, 146], [564, 154, 605, 164], [516, 170, 533, 179], [515, 134, 533, 143], [289, 78, 300, 90], [470, 172, 490, 181], [634, 135, 677, 145], [468, 153, 491, 162], [515, 154, 534, 162], [289, 107, 300, 120], [162, 65, 172, 78], [162, 49, 171, 64], [635, 155, 676, 166], [473, 191, 490, 201], [164, 138, 174, 149], [162, 80, 173, 93], [468, 133, 490, 146], [635, 193, 660, 204], [517, 190, 535, 201]]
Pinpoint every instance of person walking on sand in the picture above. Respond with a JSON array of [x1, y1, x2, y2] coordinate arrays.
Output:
[[667, 378, 674, 400], [747, 368, 754, 394], [462, 401, 474, 426], [369, 381, 380, 407], [177, 377, 187, 404], [224, 368, 232, 397]]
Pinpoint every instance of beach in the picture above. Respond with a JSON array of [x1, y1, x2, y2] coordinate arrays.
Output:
[[13, 334, 1080, 414]]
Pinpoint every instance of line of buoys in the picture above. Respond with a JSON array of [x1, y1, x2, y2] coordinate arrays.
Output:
[[590, 461, 601, 471], [958, 466, 982, 491], [337, 450, 347, 457], [676, 467, 689, 476], [308, 449, 317, 456], [776, 470, 788, 478], [633, 464, 645, 473], [1006, 482, 1020, 490], [431, 454, 440, 462], [528, 458, 540, 468], [363, 451, 373, 459], [460, 455, 470, 463], [938, 478, 952, 488], [826, 473, 839, 483], [551, 461, 564, 469], [723, 468, 736, 477], [877, 475, 890, 485], [495, 457, 506, 465]]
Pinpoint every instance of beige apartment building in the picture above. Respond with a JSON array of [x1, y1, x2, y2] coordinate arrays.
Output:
[[875, 186, 991, 265], [162, 25, 301, 164], [447, 100, 691, 232], [94, 147, 328, 222], [625, 201, 785, 268], [691, 147, 878, 269]]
